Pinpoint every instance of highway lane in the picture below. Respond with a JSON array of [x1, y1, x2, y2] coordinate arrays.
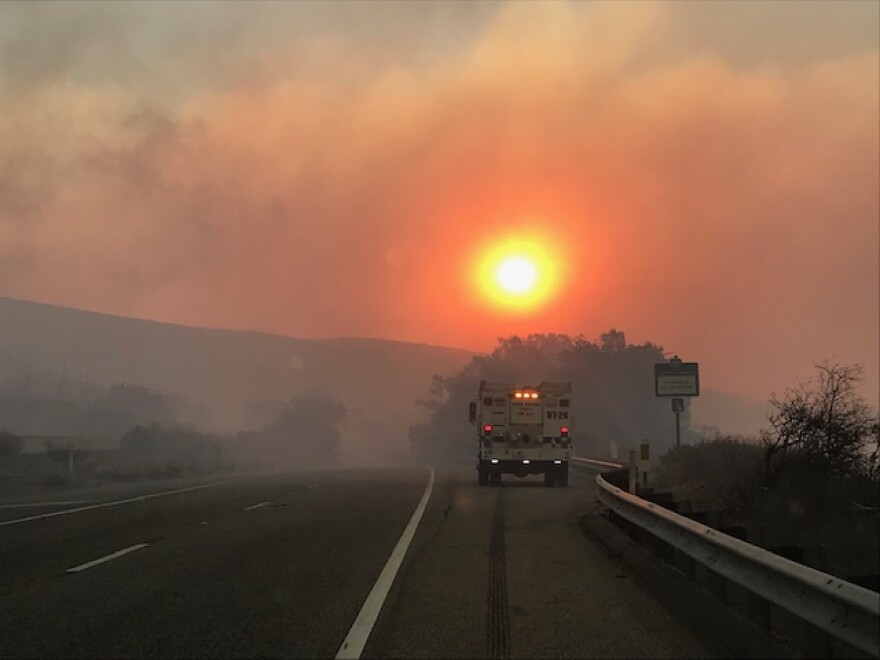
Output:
[[0, 465, 724, 658], [1, 473, 303, 594], [0, 469, 428, 657]]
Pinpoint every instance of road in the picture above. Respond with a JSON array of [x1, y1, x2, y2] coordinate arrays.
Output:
[[0, 466, 724, 658]]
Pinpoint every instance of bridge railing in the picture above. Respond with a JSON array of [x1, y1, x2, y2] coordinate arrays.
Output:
[[593, 472, 880, 657]]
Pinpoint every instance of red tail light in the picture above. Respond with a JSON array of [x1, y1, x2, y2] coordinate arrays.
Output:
[[483, 424, 493, 433], [560, 426, 569, 436]]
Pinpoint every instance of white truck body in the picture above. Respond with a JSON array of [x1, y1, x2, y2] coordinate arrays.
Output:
[[469, 380, 573, 487]]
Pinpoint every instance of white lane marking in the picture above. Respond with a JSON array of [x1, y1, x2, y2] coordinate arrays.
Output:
[[0, 482, 227, 528], [0, 500, 96, 509], [66, 543, 149, 574], [244, 501, 273, 511], [307, 483, 320, 489], [336, 467, 435, 660]]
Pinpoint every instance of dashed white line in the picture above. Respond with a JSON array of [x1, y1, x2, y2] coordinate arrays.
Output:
[[307, 483, 320, 489], [336, 467, 435, 659], [244, 501, 273, 511], [0, 482, 227, 527], [66, 543, 150, 574]]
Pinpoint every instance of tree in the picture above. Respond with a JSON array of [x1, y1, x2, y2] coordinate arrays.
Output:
[[409, 332, 680, 463], [257, 393, 345, 468], [761, 362, 879, 481], [600, 329, 626, 352]]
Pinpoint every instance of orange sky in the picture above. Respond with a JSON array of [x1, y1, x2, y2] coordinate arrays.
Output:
[[0, 1, 877, 404]]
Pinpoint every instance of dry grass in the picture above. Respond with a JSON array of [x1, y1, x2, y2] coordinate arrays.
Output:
[[653, 437, 879, 583]]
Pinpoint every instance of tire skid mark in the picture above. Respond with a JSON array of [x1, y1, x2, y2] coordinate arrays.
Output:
[[487, 491, 510, 659]]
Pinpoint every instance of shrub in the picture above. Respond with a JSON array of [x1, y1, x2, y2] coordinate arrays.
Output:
[[762, 362, 879, 482]]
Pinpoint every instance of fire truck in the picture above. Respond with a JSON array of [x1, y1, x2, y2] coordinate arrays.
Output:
[[469, 381, 573, 487]]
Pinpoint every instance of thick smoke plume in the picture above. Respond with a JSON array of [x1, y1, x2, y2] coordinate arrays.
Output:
[[0, 1, 877, 402]]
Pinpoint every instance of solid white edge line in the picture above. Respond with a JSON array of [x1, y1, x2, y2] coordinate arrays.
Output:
[[244, 501, 273, 511], [0, 482, 226, 527], [66, 543, 150, 573], [335, 467, 435, 660], [0, 500, 96, 509]]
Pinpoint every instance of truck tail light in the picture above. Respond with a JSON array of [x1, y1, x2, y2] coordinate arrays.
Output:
[[560, 426, 569, 436], [483, 424, 493, 434]]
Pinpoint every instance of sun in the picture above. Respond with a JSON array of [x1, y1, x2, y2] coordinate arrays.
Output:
[[496, 256, 538, 295], [474, 233, 563, 312]]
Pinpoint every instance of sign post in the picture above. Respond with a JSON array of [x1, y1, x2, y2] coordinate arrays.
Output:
[[675, 407, 681, 449], [655, 356, 699, 448]]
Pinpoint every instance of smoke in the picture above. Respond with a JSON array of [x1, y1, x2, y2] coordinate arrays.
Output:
[[0, 1, 877, 402]]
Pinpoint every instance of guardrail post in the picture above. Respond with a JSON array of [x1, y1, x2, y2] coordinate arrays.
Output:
[[747, 593, 772, 634], [804, 623, 834, 659], [638, 442, 650, 489], [707, 568, 728, 605], [674, 548, 695, 581], [628, 450, 637, 493]]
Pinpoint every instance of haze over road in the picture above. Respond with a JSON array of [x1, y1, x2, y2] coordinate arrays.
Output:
[[0, 467, 721, 658]]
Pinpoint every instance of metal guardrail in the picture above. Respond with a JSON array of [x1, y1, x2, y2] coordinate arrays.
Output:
[[595, 473, 880, 657], [571, 456, 624, 469]]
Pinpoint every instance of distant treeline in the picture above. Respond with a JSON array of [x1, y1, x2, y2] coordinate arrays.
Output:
[[409, 331, 696, 463], [0, 383, 184, 437], [0, 392, 346, 480]]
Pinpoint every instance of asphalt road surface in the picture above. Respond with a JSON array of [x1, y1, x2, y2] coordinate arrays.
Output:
[[0, 466, 724, 658]]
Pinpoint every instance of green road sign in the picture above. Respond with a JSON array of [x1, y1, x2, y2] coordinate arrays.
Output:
[[655, 357, 699, 397]]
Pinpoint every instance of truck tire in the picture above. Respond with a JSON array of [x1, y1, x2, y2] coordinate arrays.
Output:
[[544, 470, 556, 487], [557, 463, 569, 487], [478, 467, 489, 487], [490, 471, 501, 487]]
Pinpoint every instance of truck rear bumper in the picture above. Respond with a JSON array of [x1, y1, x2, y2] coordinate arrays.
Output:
[[478, 458, 566, 477], [479, 448, 572, 461]]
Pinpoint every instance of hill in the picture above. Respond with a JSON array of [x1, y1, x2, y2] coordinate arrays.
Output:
[[0, 296, 474, 466]]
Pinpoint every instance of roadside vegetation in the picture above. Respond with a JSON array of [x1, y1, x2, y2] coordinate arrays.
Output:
[[0, 392, 346, 494], [654, 362, 879, 585]]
